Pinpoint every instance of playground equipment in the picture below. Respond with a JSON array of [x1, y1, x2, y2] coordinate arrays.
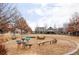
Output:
[[24, 36, 31, 41], [37, 36, 45, 40], [16, 36, 32, 49]]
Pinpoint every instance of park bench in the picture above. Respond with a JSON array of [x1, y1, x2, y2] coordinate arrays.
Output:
[[37, 36, 45, 40], [38, 42, 45, 46], [37, 39, 57, 46], [38, 40, 50, 46], [51, 39, 57, 44], [48, 39, 57, 44]]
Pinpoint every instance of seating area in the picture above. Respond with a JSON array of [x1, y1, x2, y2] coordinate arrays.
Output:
[[37, 39, 57, 46]]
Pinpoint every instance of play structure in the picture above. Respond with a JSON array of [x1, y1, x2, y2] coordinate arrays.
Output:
[[16, 36, 32, 49], [37, 36, 45, 40]]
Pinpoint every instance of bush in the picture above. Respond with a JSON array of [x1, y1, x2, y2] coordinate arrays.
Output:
[[0, 44, 7, 55]]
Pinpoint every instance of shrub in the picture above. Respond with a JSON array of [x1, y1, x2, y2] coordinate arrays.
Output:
[[0, 44, 7, 55]]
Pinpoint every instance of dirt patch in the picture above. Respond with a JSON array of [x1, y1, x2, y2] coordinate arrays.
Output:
[[4, 34, 77, 55]]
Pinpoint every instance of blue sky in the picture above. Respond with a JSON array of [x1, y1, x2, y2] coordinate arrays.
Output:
[[16, 3, 79, 30]]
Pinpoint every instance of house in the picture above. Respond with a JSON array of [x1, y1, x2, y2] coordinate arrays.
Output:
[[57, 28, 64, 34], [35, 27, 56, 34], [46, 27, 56, 34], [35, 27, 46, 34]]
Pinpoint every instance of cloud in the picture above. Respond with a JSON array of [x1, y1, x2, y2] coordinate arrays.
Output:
[[17, 3, 79, 31]]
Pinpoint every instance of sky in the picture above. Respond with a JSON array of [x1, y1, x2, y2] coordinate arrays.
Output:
[[16, 3, 79, 31]]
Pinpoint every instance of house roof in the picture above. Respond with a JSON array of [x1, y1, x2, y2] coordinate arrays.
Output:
[[47, 27, 53, 30], [46, 27, 55, 32]]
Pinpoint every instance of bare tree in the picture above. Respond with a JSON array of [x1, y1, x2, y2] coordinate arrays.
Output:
[[15, 17, 32, 34], [0, 3, 21, 33], [0, 3, 32, 34], [66, 12, 79, 35]]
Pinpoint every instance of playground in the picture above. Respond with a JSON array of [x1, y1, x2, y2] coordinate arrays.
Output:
[[1, 34, 78, 55]]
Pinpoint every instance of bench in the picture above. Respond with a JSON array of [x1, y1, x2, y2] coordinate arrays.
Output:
[[37, 39, 57, 46], [51, 39, 57, 44], [38, 41, 50, 46], [38, 42, 45, 46]]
